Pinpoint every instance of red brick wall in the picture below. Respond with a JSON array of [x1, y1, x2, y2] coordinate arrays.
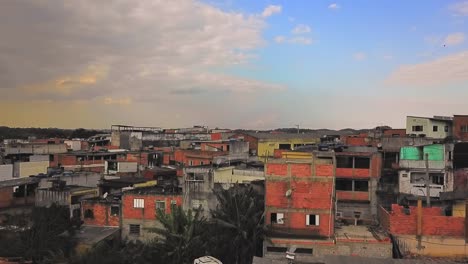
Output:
[[290, 164, 311, 177], [291, 181, 333, 209], [230, 133, 258, 154], [315, 164, 333, 176], [380, 204, 465, 237], [0, 188, 13, 208], [370, 154, 382, 178], [453, 116, 468, 141], [342, 136, 369, 146], [265, 182, 288, 208], [266, 164, 288, 176], [383, 129, 406, 137], [122, 194, 182, 220], [336, 168, 354, 178], [211, 133, 222, 141], [273, 149, 286, 158], [82, 202, 120, 227]]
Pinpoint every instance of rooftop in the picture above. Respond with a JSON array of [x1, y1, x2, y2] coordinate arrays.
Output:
[[334, 225, 389, 243], [407, 116, 453, 122], [0, 177, 40, 188], [123, 185, 182, 195], [239, 132, 319, 140], [74, 225, 120, 245]]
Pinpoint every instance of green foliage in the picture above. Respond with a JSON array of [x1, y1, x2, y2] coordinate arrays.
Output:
[[149, 205, 207, 264], [209, 186, 265, 264], [0, 126, 103, 140]]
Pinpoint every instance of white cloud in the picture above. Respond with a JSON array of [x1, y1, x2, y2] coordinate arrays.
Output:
[[449, 1, 468, 16], [444, 32, 465, 46], [261, 5, 282, 17], [353, 52, 366, 61], [274, 36, 286, 43], [288, 37, 313, 45], [0, 0, 285, 103], [291, 24, 311, 34], [386, 51, 468, 86], [328, 3, 340, 9]]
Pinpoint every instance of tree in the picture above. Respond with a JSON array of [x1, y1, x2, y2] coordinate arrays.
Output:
[[210, 186, 265, 264], [149, 205, 207, 264]]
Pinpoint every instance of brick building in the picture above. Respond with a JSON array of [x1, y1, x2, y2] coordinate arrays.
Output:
[[264, 152, 336, 258], [121, 186, 182, 241], [81, 195, 121, 227], [453, 115, 468, 141]]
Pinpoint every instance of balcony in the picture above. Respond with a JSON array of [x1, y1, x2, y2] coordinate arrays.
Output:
[[398, 160, 445, 170]]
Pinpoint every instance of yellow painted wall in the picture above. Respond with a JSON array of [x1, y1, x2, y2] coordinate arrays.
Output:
[[396, 235, 468, 258], [257, 138, 319, 158], [214, 167, 264, 184], [18, 161, 49, 177], [453, 201, 466, 217], [280, 151, 313, 159]]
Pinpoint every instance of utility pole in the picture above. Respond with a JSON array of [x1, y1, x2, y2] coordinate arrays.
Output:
[[425, 153, 431, 207], [295, 124, 300, 134]]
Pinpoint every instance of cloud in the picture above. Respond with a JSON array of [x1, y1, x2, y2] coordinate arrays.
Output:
[[288, 37, 313, 45], [274, 36, 286, 43], [386, 51, 468, 86], [353, 52, 366, 61], [291, 24, 311, 34], [0, 0, 285, 104], [328, 3, 340, 9], [449, 1, 468, 16], [261, 5, 282, 17], [444, 32, 465, 46]]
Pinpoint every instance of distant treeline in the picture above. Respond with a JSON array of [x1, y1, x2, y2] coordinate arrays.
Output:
[[0, 127, 105, 140]]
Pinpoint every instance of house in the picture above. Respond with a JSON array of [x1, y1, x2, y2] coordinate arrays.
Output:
[[398, 144, 453, 199], [121, 185, 182, 241], [230, 132, 319, 158], [35, 180, 99, 218], [379, 202, 466, 258], [264, 151, 391, 261], [81, 194, 121, 227], [452, 115, 468, 141], [406, 116, 453, 139], [0, 177, 39, 208]]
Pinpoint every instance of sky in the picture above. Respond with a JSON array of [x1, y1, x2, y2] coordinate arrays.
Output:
[[1, 0, 468, 130]]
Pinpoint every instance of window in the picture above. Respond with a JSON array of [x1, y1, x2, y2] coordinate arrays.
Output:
[[448, 151, 452, 161], [410, 173, 425, 184], [156, 201, 166, 212], [266, 247, 287, 253], [270, 213, 284, 224], [431, 174, 444, 185], [171, 200, 177, 206], [84, 209, 94, 219], [306, 214, 319, 226], [433, 126, 438, 132], [110, 206, 119, 216], [278, 144, 291, 150], [336, 156, 353, 168], [445, 126, 449, 132], [336, 179, 353, 191], [412, 125, 423, 132], [295, 248, 313, 254], [129, 224, 140, 236], [461, 125, 468, 133], [189, 160, 193, 166], [354, 180, 369, 192], [354, 157, 370, 169], [200, 161, 204, 165], [133, 198, 144, 208], [49, 154, 55, 162]]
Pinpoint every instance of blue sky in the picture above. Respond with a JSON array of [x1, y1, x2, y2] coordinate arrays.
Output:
[[1, 0, 468, 129]]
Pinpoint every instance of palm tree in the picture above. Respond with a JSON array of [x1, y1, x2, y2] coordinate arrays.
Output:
[[149, 205, 207, 264], [210, 186, 265, 264]]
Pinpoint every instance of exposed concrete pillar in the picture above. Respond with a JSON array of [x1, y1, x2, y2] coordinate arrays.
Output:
[[417, 199, 422, 236]]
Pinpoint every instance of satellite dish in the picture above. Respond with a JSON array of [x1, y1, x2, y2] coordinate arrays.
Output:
[[103, 192, 108, 199], [285, 189, 292, 197]]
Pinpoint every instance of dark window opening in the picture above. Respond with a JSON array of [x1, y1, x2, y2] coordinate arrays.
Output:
[[431, 174, 444, 185], [354, 180, 369, 192], [227, 145, 230, 151], [336, 156, 353, 168], [445, 126, 449, 132], [107, 161, 118, 171], [295, 248, 313, 254], [306, 214, 319, 226], [462, 125, 468, 133], [336, 179, 353, 191], [448, 151, 452, 161], [84, 209, 94, 219], [110, 206, 119, 216], [433, 126, 438, 132], [412, 125, 423, 132], [354, 157, 370, 169], [270, 213, 284, 224], [49, 154, 55, 162], [129, 224, 140, 236], [278, 144, 291, 150], [266, 247, 287, 253]]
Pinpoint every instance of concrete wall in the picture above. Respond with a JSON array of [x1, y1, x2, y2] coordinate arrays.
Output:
[[406, 117, 452, 138], [183, 167, 216, 219], [0, 164, 13, 182], [5, 144, 68, 155], [395, 235, 468, 258], [399, 170, 453, 197], [29, 155, 50, 162], [40, 173, 102, 188], [64, 140, 82, 151], [214, 167, 264, 184], [13, 161, 49, 178]]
